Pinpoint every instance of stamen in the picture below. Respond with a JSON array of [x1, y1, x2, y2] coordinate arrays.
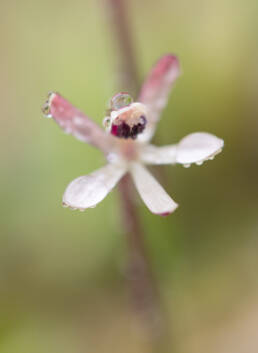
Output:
[[111, 115, 147, 139], [109, 102, 147, 139]]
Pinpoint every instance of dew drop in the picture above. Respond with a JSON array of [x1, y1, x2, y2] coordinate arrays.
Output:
[[103, 117, 111, 129], [42, 92, 55, 118], [110, 92, 133, 111], [42, 102, 52, 118]]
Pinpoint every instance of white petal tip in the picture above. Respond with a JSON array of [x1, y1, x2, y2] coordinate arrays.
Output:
[[130, 163, 178, 216], [62, 164, 126, 212], [154, 203, 179, 216], [62, 201, 87, 212], [62, 196, 97, 211], [177, 133, 224, 166]]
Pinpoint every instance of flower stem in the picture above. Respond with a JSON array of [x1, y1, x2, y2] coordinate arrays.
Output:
[[106, 0, 139, 94], [106, 0, 169, 349], [118, 175, 169, 350]]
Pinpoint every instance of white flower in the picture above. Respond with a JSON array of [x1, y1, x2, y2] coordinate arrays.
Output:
[[42, 54, 224, 216]]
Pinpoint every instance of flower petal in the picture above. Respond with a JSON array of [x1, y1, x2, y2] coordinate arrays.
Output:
[[138, 54, 181, 142], [176, 132, 224, 165], [139, 144, 177, 165], [42, 92, 115, 154], [130, 163, 178, 216], [63, 163, 127, 210]]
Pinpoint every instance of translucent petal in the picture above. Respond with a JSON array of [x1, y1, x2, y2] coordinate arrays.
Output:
[[130, 163, 178, 216], [42, 92, 115, 153], [63, 163, 127, 210], [140, 144, 177, 165], [176, 132, 224, 165], [138, 55, 180, 142]]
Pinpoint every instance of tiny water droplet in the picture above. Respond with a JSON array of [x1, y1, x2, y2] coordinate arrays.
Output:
[[110, 92, 133, 111], [103, 117, 111, 129], [183, 164, 191, 168], [42, 92, 55, 118], [42, 101, 52, 118]]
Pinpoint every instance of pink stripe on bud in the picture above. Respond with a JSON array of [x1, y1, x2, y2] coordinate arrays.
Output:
[[138, 54, 181, 142], [142, 55, 180, 92], [42, 92, 115, 154]]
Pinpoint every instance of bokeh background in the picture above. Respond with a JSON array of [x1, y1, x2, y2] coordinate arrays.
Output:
[[1, 0, 258, 352]]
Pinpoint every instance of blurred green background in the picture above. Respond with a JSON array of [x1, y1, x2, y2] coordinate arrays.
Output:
[[1, 0, 258, 352]]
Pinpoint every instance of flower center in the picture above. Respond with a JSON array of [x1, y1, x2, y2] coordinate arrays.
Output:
[[104, 93, 147, 140], [111, 114, 146, 139], [118, 139, 139, 161]]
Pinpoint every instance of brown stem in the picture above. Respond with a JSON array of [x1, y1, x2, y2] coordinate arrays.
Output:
[[106, 0, 169, 348], [118, 175, 169, 348], [106, 0, 139, 94]]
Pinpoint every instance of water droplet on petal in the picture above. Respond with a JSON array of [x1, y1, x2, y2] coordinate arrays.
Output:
[[42, 103, 52, 118], [110, 92, 133, 111], [42, 91, 55, 118], [103, 117, 111, 129], [183, 164, 191, 168]]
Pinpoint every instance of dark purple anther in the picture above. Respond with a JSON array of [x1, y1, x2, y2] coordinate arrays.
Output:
[[111, 124, 118, 136], [111, 122, 130, 138], [111, 115, 147, 139], [117, 122, 130, 138]]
